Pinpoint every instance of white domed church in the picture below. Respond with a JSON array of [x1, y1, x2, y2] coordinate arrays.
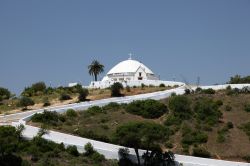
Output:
[[88, 56, 184, 89], [103, 57, 159, 82]]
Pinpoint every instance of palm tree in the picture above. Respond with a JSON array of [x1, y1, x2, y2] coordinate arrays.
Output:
[[88, 60, 104, 81]]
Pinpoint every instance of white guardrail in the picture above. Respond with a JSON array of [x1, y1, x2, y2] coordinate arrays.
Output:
[[4, 84, 250, 166]]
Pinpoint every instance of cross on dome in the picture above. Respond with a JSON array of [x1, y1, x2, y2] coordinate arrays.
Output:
[[128, 53, 132, 60]]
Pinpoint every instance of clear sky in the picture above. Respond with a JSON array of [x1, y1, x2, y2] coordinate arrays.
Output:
[[0, 0, 250, 95]]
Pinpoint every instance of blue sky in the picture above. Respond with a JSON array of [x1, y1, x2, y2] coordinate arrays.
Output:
[[0, 0, 250, 95]]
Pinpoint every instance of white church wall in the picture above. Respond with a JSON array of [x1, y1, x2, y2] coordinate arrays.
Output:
[[88, 80, 185, 89], [134, 67, 147, 81]]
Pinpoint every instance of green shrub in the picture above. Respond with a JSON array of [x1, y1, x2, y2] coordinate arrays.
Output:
[[182, 130, 208, 145], [164, 115, 181, 126], [181, 125, 208, 146], [225, 105, 232, 111], [18, 97, 34, 109], [114, 121, 171, 151], [194, 98, 222, 126], [165, 142, 174, 149], [201, 88, 215, 94], [216, 124, 232, 143], [100, 117, 109, 123], [70, 84, 84, 93], [169, 95, 192, 120], [195, 87, 202, 93], [159, 84, 165, 87], [226, 88, 241, 96], [171, 92, 176, 97], [184, 89, 191, 95], [243, 155, 250, 163], [192, 147, 211, 158], [59, 93, 71, 101], [215, 100, 223, 106], [0, 87, 11, 101], [118, 148, 130, 159], [141, 83, 146, 89], [42, 97, 50, 107], [66, 145, 79, 156], [0, 126, 19, 155], [181, 144, 189, 154], [240, 122, 250, 140], [110, 82, 123, 97], [31, 111, 65, 126], [244, 104, 250, 112], [86, 106, 104, 115], [126, 99, 168, 119], [21, 82, 47, 97], [228, 75, 250, 84], [32, 82, 46, 92], [66, 109, 77, 117], [102, 102, 120, 111], [78, 88, 89, 102], [217, 133, 226, 143], [84, 142, 105, 161], [91, 151, 105, 162], [84, 142, 95, 156], [227, 122, 234, 129]]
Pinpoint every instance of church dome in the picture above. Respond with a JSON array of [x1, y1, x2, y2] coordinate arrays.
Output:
[[107, 59, 154, 75]]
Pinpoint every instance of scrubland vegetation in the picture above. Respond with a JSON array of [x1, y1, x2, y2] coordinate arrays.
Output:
[[29, 85, 250, 163], [0, 125, 116, 166]]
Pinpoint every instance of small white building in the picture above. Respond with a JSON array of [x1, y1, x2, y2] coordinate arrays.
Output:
[[88, 57, 184, 89]]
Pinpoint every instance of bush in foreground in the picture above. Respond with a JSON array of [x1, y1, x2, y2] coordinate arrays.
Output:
[[84, 142, 105, 162], [114, 122, 171, 166], [66, 145, 79, 156]]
